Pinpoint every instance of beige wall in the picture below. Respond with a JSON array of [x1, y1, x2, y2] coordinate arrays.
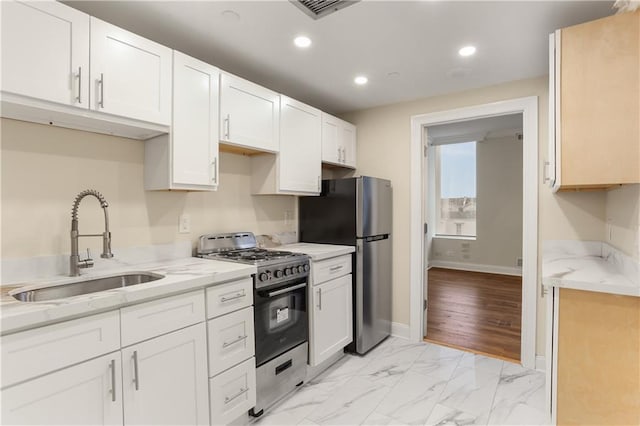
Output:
[[0, 118, 296, 259], [606, 184, 640, 260], [432, 135, 523, 269], [342, 76, 612, 355]]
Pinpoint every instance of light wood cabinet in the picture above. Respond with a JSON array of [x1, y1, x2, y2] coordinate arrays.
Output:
[[548, 11, 640, 191], [219, 73, 280, 153], [308, 254, 353, 367], [145, 51, 220, 191], [0, 0, 90, 107], [547, 288, 640, 425], [321, 113, 356, 169], [90, 17, 172, 125], [2, 353, 123, 426], [251, 96, 322, 195], [122, 324, 210, 426]]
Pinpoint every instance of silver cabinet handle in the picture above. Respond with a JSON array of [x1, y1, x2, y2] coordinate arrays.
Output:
[[337, 147, 342, 162], [342, 148, 346, 163], [224, 114, 230, 139], [329, 265, 343, 272], [222, 335, 248, 348], [224, 387, 248, 404], [109, 359, 116, 402], [220, 290, 245, 302], [266, 282, 306, 297], [98, 73, 105, 108], [318, 288, 322, 310], [132, 350, 140, 391], [76, 67, 82, 104], [211, 157, 218, 184]]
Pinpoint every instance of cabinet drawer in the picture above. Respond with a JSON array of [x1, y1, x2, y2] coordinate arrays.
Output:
[[121, 290, 205, 347], [209, 357, 256, 425], [206, 278, 253, 319], [312, 254, 352, 285], [208, 307, 255, 377], [1, 311, 120, 388]]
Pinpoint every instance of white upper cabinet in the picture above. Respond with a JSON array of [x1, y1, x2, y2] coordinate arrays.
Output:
[[321, 113, 356, 169], [279, 96, 322, 193], [90, 17, 172, 125], [219, 73, 280, 153], [251, 96, 321, 195], [145, 51, 219, 191], [1, 0, 90, 106]]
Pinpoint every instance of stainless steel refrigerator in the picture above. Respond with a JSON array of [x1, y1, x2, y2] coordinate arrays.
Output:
[[299, 176, 392, 355]]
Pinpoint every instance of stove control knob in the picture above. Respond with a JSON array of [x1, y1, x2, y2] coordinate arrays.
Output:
[[259, 272, 269, 282], [284, 267, 292, 276], [297, 265, 304, 273], [274, 269, 283, 278], [304, 264, 310, 272]]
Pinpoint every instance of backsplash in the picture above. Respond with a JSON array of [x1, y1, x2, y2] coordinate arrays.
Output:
[[605, 184, 640, 260], [0, 118, 296, 260]]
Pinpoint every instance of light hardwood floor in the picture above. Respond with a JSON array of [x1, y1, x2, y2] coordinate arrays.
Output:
[[425, 267, 522, 361]]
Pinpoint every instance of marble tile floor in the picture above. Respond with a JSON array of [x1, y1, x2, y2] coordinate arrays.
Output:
[[254, 337, 549, 426]]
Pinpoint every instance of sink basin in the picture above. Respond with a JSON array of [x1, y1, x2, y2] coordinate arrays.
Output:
[[12, 272, 165, 302]]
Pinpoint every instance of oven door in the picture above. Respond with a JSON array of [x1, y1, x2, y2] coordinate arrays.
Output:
[[254, 278, 308, 366]]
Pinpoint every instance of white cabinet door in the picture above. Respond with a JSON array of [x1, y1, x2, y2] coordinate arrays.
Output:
[[90, 17, 171, 125], [342, 121, 357, 169], [172, 52, 220, 189], [208, 306, 255, 377], [209, 357, 257, 425], [219, 73, 280, 152], [309, 274, 353, 366], [122, 323, 209, 426], [0, 0, 89, 106], [279, 96, 322, 194], [321, 112, 341, 164], [2, 353, 123, 426]]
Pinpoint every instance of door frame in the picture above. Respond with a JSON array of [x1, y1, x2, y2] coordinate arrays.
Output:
[[409, 96, 538, 369]]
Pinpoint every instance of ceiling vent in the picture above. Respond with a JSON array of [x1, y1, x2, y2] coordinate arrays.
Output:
[[291, 0, 359, 20]]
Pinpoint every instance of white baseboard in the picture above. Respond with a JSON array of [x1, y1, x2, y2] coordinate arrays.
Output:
[[391, 322, 411, 340], [535, 355, 545, 372], [429, 260, 522, 277]]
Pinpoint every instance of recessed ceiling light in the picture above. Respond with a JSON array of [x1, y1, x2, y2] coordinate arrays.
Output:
[[354, 75, 368, 85], [294, 36, 312, 48], [458, 45, 477, 57]]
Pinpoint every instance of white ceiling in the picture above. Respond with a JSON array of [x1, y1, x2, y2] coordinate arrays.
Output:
[[65, 0, 615, 114]]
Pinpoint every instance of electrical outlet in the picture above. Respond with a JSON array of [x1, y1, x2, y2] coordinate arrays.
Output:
[[179, 214, 191, 234], [284, 210, 293, 226], [516, 257, 523, 267], [606, 219, 613, 242]]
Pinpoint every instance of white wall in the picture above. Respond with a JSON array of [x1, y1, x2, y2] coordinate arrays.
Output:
[[606, 184, 640, 260], [0, 118, 296, 259], [431, 135, 523, 270]]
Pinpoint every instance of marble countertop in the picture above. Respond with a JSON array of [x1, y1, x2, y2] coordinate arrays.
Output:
[[542, 240, 639, 297], [279, 243, 355, 261], [0, 257, 256, 335]]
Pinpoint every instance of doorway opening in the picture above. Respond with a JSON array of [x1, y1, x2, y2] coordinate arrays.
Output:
[[409, 97, 538, 369], [423, 113, 524, 361]]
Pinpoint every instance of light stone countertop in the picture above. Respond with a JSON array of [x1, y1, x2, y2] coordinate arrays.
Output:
[[278, 243, 355, 261], [542, 240, 639, 297], [0, 257, 256, 335]]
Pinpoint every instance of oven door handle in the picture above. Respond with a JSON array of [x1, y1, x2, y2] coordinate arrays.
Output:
[[265, 283, 306, 297]]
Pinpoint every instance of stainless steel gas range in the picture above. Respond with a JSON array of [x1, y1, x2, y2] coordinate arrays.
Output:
[[197, 232, 309, 417]]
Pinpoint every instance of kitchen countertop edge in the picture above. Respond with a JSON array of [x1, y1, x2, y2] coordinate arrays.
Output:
[[278, 243, 356, 261], [0, 257, 256, 335]]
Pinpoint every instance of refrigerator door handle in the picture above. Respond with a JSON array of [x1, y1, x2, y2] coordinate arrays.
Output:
[[355, 239, 365, 350]]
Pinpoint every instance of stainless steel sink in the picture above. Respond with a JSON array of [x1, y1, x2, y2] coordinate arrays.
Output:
[[11, 272, 165, 302]]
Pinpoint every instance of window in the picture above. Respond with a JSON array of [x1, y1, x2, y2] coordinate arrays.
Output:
[[435, 141, 476, 238]]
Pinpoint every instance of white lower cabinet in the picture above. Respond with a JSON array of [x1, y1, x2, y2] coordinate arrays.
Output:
[[122, 323, 209, 426], [310, 273, 353, 366], [2, 353, 123, 426], [209, 357, 257, 425], [208, 306, 255, 377]]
